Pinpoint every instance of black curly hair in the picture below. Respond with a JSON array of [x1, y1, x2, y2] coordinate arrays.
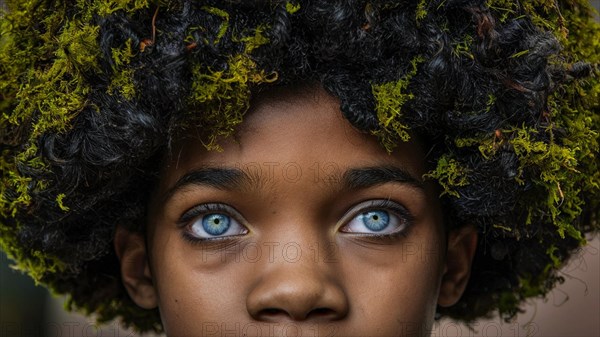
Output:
[[1, 0, 598, 333]]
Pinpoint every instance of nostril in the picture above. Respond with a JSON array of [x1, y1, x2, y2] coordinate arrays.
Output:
[[257, 307, 337, 321], [307, 307, 337, 320], [257, 308, 289, 320], [262, 308, 284, 315]]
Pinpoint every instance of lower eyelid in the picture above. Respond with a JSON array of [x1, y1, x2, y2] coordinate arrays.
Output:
[[350, 229, 410, 244], [181, 231, 246, 248]]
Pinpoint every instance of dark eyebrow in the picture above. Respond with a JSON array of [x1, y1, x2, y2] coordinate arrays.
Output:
[[343, 166, 425, 191], [163, 165, 424, 203], [163, 167, 246, 202]]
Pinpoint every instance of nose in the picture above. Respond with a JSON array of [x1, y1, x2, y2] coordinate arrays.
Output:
[[246, 253, 349, 322]]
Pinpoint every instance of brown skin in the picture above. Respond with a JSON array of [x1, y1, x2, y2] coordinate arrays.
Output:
[[115, 87, 478, 337]]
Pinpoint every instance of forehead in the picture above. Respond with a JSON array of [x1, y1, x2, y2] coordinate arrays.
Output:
[[161, 87, 428, 187]]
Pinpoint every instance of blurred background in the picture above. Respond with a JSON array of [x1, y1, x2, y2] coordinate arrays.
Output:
[[1, 1, 599, 336]]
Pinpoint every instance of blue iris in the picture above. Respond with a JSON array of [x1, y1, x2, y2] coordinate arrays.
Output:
[[202, 214, 231, 235], [361, 210, 390, 232]]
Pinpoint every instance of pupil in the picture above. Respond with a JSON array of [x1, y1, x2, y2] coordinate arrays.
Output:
[[362, 210, 389, 232]]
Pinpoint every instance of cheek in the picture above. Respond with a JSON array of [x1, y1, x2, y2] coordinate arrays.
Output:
[[338, 236, 445, 332], [337, 205, 447, 332], [149, 235, 253, 333]]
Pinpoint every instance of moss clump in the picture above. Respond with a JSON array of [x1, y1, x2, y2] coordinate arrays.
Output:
[[95, 0, 152, 17], [188, 53, 278, 151], [371, 55, 424, 151], [285, 2, 301, 14], [424, 156, 471, 198], [201, 6, 229, 45], [108, 39, 137, 99], [1, 1, 100, 218], [509, 126, 587, 241], [187, 20, 277, 151], [416, 0, 428, 21]]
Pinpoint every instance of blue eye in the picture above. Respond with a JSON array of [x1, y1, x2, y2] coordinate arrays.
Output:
[[360, 210, 390, 232], [201, 214, 231, 235], [340, 200, 412, 236], [181, 204, 248, 240]]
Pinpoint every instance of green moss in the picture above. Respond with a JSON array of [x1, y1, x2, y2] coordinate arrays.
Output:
[[56, 194, 70, 212], [510, 49, 530, 58], [497, 272, 558, 319], [496, 291, 520, 318], [184, 22, 277, 150], [545, 245, 562, 270], [492, 224, 512, 232], [453, 0, 600, 247], [111, 38, 135, 68], [108, 37, 137, 99], [371, 55, 424, 151], [518, 275, 548, 298], [452, 34, 474, 60], [416, 0, 428, 21], [201, 6, 229, 45], [240, 24, 271, 54], [0, 0, 104, 302], [1, 168, 33, 218], [285, 2, 301, 14], [424, 156, 470, 198], [188, 53, 278, 151], [523, 1, 567, 38], [0, 218, 67, 284], [108, 68, 136, 100], [486, 0, 519, 23], [95, 0, 151, 17], [1, 2, 102, 227], [507, 126, 586, 241]]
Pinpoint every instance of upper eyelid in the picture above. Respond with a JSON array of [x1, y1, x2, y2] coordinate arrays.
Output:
[[342, 199, 408, 218], [339, 199, 412, 222], [177, 203, 248, 227]]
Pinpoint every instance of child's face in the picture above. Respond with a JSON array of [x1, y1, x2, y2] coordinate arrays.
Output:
[[116, 88, 477, 336]]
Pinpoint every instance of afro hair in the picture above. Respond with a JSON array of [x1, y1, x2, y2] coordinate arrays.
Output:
[[0, 0, 599, 332]]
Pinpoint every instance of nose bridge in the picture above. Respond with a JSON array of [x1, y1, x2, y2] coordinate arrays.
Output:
[[246, 224, 348, 322]]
